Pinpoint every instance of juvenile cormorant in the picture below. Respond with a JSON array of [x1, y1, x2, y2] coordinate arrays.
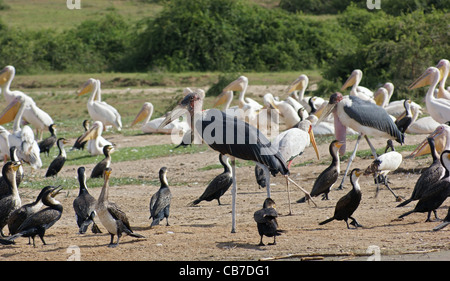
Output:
[[398, 150, 450, 222], [397, 137, 444, 207], [7, 186, 53, 242], [71, 120, 89, 151], [433, 207, 450, 231], [0, 161, 21, 237], [297, 140, 343, 203], [38, 124, 57, 156], [253, 198, 282, 246], [0, 186, 63, 246], [95, 168, 144, 247], [90, 145, 114, 178], [319, 168, 363, 229], [149, 167, 172, 227], [45, 138, 68, 177], [189, 154, 232, 206], [73, 167, 101, 234]]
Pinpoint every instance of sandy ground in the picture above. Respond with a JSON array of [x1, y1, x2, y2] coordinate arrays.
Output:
[[0, 129, 449, 262]]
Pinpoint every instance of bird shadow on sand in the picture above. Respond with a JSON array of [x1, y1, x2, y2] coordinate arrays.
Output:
[[216, 240, 267, 251]]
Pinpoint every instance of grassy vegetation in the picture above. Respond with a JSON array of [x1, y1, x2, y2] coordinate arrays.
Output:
[[0, 0, 162, 31]]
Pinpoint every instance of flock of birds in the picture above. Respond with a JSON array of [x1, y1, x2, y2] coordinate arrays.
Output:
[[0, 57, 448, 248]]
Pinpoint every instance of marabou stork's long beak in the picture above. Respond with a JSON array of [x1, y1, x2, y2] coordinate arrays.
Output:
[[158, 95, 192, 130], [315, 102, 336, 126]]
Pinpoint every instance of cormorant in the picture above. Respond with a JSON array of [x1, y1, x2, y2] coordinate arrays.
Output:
[[90, 145, 114, 178], [253, 198, 282, 246], [45, 138, 68, 177], [433, 207, 450, 231], [0, 147, 23, 199], [394, 99, 413, 134], [397, 137, 444, 207], [398, 150, 450, 222], [71, 120, 89, 151], [7, 186, 53, 243], [0, 186, 63, 246], [189, 154, 232, 206], [95, 168, 144, 247], [38, 124, 57, 156], [149, 167, 172, 227], [297, 140, 343, 203], [0, 161, 21, 237], [73, 167, 101, 234], [319, 168, 363, 229]]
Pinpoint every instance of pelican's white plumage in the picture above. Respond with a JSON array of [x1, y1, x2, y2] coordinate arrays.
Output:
[[341, 69, 374, 102], [409, 67, 450, 124], [77, 78, 122, 131], [77, 121, 113, 156], [131, 102, 189, 134], [0, 65, 53, 140], [0, 96, 42, 169]]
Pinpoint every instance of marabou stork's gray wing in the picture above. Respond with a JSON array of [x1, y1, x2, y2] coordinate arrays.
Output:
[[344, 96, 404, 144], [198, 109, 289, 176]]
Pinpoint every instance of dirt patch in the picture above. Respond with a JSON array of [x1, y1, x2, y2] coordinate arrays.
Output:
[[1, 131, 449, 261]]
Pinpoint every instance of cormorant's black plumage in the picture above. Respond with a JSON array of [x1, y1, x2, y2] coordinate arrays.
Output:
[[397, 137, 444, 207], [150, 167, 172, 227], [73, 167, 101, 234], [0, 186, 63, 246], [398, 150, 450, 222], [319, 168, 363, 229], [254, 198, 283, 246], [45, 138, 68, 177], [39, 124, 57, 156], [0, 162, 21, 237], [298, 140, 341, 203], [189, 154, 232, 206], [90, 145, 114, 178], [71, 120, 89, 151]]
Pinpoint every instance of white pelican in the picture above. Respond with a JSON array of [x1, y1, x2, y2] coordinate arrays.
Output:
[[77, 78, 122, 131], [77, 121, 113, 156], [410, 124, 450, 158], [286, 74, 325, 113], [263, 93, 301, 129], [318, 92, 404, 189], [341, 69, 374, 101], [0, 96, 42, 169], [131, 102, 189, 134], [0, 126, 10, 161], [409, 67, 450, 124], [406, 116, 440, 135], [436, 59, 450, 99], [0, 65, 53, 140]]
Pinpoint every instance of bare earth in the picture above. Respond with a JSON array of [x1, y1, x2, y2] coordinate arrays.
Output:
[[1, 130, 449, 262]]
